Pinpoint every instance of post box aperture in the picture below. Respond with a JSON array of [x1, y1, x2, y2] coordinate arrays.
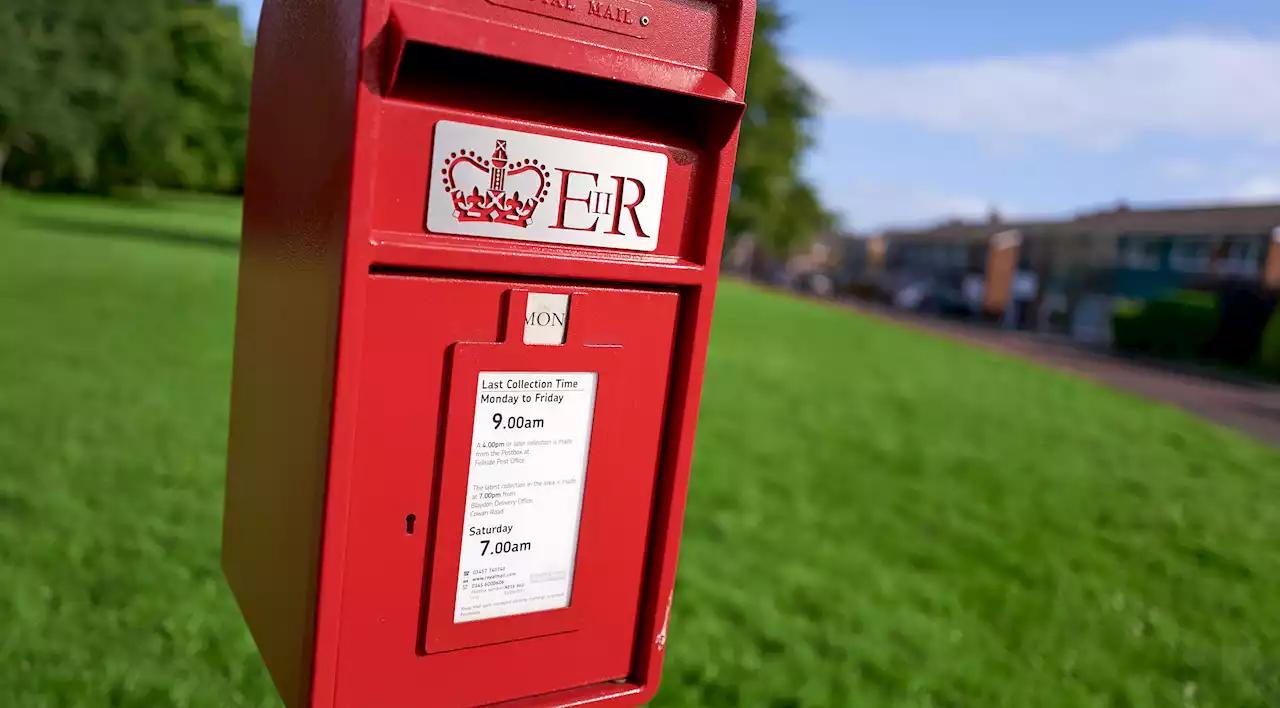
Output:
[[222, 1, 757, 706]]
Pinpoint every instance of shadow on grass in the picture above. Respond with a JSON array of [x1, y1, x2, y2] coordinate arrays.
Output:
[[1105, 348, 1279, 391], [19, 214, 240, 253]]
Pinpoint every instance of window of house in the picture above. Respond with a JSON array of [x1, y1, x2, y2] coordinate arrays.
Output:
[[1223, 241, 1261, 276], [1170, 240, 1213, 273], [1205, 239, 1260, 276], [1120, 238, 1160, 270]]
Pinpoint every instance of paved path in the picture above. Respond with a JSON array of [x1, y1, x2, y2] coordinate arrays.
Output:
[[839, 298, 1280, 447]]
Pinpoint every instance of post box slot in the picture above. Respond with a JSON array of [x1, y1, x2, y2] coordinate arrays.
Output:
[[382, 0, 749, 78], [382, 0, 749, 105], [386, 40, 743, 152], [372, 41, 743, 261]]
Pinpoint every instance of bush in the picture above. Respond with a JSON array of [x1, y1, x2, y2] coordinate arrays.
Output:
[[1112, 304, 1150, 351], [1208, 287, 1279, 366], [1259, 305, 1280, 379], [1112, 291, 1220, 358]]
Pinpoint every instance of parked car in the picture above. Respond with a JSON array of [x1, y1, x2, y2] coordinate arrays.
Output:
[[931, 288, 973, 318], [891, 277, 934, 311], [789, 270, 835, 297]]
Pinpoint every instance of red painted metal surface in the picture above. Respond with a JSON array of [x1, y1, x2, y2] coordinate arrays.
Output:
[[336, 282, 677, 706], [222, 0, 757, 705]]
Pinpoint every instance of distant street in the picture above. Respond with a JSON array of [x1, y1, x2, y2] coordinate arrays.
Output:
[[839, 297, 1280, 446]]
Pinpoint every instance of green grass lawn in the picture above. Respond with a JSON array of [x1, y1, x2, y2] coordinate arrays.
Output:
[[2, 191, 1279, 708]]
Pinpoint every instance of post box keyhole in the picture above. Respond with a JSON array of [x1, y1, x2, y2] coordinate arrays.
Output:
[[406, 514, 416, 535]]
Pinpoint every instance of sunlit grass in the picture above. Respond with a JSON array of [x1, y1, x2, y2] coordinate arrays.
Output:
[[1, 192, 1278, 707]]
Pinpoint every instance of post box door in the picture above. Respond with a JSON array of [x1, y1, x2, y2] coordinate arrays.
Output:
[[331, 273, 679, 707]]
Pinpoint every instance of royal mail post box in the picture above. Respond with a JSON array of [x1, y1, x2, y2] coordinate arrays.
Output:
[[221, 0, 756, 706]]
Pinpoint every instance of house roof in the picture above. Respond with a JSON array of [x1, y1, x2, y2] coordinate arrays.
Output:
[[880, 219, 1053, 245], [1065, 202, 1280, 236], [878, 201, 1280, 245]]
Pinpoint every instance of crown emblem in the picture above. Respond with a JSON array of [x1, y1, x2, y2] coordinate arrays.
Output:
[[440, 140, 552, 228]]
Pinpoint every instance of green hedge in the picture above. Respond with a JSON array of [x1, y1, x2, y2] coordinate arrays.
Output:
[[1259, 305, 1280, 379], [1112, 291, 1221, 358]]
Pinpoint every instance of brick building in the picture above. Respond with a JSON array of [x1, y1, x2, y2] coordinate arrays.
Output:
[[857, 201, 1280, 344]]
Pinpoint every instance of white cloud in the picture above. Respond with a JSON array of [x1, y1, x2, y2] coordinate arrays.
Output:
[[1156, 158, 1205, 180], [797, 33, 1280, 149], [1232, 176, 1280, 201]]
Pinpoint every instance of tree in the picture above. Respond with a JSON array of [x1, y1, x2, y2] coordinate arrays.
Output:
[[0, 0, 101, 188], [726, 0, 833, 260], [165, 0, 253, 193], [0, 0, 252, 194], [0, 4, 30, 182], [87, 0, 184, 192]]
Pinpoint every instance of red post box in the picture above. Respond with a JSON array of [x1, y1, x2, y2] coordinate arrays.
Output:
[[221, 0, 756, 706]]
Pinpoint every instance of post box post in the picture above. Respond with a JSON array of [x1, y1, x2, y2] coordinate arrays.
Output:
[[222, 1, 757, 706]]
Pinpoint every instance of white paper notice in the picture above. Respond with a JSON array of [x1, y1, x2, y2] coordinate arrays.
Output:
[[454, 372, 598, 623]]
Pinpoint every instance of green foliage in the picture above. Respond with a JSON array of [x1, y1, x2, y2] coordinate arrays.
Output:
[[5, 193, 1280, 707], [1111, 298, 1145, 318], [0, 0, 102, 187], [1258, 305, 1280, 379], [1111, 308, 1146, 350], [165, 2, 254, 193], [726, 1, 834, 259], [1112, 291, 1221, 358], [0, 0, 252, 194]]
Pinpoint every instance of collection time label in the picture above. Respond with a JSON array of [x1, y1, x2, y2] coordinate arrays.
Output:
[[453, 372, 598, 623]]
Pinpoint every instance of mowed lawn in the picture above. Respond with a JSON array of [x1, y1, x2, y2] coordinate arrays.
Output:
[[2, 192, 1279, 708]]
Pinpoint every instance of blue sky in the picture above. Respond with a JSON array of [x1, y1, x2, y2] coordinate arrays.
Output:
[[229, 0, 1280, 231]]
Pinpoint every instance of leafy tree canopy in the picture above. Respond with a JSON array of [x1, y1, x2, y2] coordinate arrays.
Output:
[[727, 0, 835, 259], [0, 0, 252, 194]]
